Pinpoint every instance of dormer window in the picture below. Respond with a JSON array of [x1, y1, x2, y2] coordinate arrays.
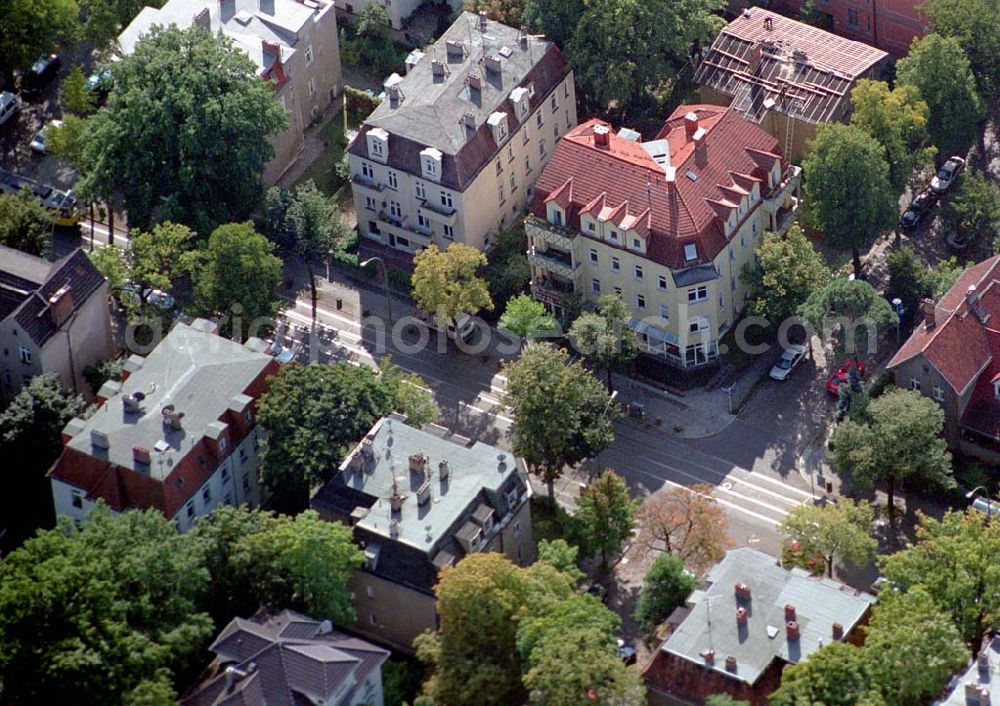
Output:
[[366, 128, 389, 164], [420, 147, 442, 182], [684, 243, 698, 262], [547, 204, 564, 227], [487, 111, 508, 144], [607, 228, 620, 244]]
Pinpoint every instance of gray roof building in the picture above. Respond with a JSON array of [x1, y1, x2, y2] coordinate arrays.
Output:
[[181, 609, 389, 706], [644, 548, 875, 704], [936, 638, 1000, 706], [311, 416, 531, 592]]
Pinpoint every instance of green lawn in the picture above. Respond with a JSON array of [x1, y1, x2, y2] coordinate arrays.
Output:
[[294, 104, 367, 195]]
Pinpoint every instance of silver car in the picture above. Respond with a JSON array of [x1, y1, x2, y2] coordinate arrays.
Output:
[[769, 344, 808, 381], [930, 156, 965, 194], [0, 92, 19, 126], [29, 119, 62, 154]]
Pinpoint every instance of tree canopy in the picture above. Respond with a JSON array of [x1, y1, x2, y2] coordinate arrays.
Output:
[[943, 169, 1000, 254], [189, 222, 284, 338], [921, 0, 1000, 99], [78, 25, 287, 234], [568, 295, 638, 391], [256, 363, 395, 513], [571, 469, 637, 568], [522, 0, 584, 50], [770, 642, 877, 706], [780, 499, 876, 578], [896, 33, 984, 153], [831, 389, 953, 525], [741, 224, 831, 325], [880, 509, 1000, 655], [412, 243, 493, 323], [636, 484, 729, 574], [566, 0, 724, 117], [502, 344, 617, 499], [0, 190, 53, 257], [803, 124, 897, 276], [633, 553, 698, 633], [499, 294, 558, 344], [0, 506, 213, 706], [799, 278, 897, 359], [0, 0, 78, 86], [849, 79, 934, 192]]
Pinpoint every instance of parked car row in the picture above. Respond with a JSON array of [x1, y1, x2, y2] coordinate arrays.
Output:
[[897, 155, 966, 233]]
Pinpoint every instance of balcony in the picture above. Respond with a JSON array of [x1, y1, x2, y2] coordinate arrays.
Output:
[[525, 214, 577, 250], [418, 199, 458, 226], [407, 221, 434, 237], [377, 209, 405, 228], [763, 165, 801, 207], [352, 174, 386, 192], [528, 246, 580, 280], [531, 276, 575, 307]]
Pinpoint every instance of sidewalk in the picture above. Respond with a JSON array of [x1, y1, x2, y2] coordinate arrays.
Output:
[[610, 372, 737, 440]]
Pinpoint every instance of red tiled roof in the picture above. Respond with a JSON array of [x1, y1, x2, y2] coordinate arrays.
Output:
[[532, 106, 782, 269], [888, 256, 1000, 393]]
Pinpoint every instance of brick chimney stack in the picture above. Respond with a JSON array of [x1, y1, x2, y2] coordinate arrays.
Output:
[[784, 604, 796, 622], [920, 298, 936, 329], [592, 124, 610, 147], [832, 622, 844, 640], [684, 112, 699, 139], [736, 607, 748, 625], [725, 656, 737, 673], [787, 621, 800, 640], [735, 582, 751, 599]]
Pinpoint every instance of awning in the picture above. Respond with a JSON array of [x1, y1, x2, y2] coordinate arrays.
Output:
[[628, 318, 679, 345]]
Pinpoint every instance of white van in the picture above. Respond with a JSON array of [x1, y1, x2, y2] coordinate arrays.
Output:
[[0, 92, 19, 126], [417, 309, 476, 342]]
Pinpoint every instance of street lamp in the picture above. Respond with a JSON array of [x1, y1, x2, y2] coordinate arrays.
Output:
[[967, 485, 993, 520], [891, 298, 904, 346], [590, 390, 619, 478], [359, 256, 392, 323]]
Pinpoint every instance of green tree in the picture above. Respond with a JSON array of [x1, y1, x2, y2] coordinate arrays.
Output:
[[921, 0, 1000, 98], [463, 0, 524, 26], [831, 389, 953, 526], [412, 243, 493, 324], [381, 357, 440, 428], [61, 65, 96, 116], [122, 675, 178, 706], [357, 4, 392, 42], [499, 294, 558, 344], [779, 500, 876, 578], [803, 124, 897, 276], [569, 295, 638, 391], [886, 247, 931, 326], [849, 80, 935, 192], [521, 626, 645, 706], [80, 0, 159, 48], [130, 220, 195, 305], [799, 278, 897, 359], [741, 224, 831, 325], [536, 538, 584, 583], [0, 190, 53, 256], [633, 553, 697, 632], [835, 364, 869, 423], [942, 170, 1000, 253], [880, 509, 1000, 655], [771, 642, 876, 706], [865, 588, 967, 706], [0, 0, 78, 87], [46, 114, 90, 169], [522, 0, 584, 50], [502, 344, 617, 500], [236, 510, 364, 622], [572, 469, 636, 568], [190, 222, 284, 338], [798, 0, 832, 28], [706, 696, 750, 706], [0, 374, 90, 549], [896, 33, 984, 153], [79, 25, 286, 234], [0, 506, 213, 706], [257, 363, 395, 513], [567, 0, 724, 116], [484, 227, 531, 314], [516, 594, 620, 664], [636, 485, 729, 575], [415, 553, 573, 706]]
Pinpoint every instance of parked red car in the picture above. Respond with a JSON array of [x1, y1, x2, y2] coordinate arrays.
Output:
[[826, 359, 867, 396]]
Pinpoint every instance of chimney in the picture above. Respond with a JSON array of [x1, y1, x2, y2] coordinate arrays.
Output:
[[592, 124, 610, 147], [318, 620, 333, 634], [703, 649, 715, 665], [518, 24, 529, 47], [463, 112, 476, 130], [409, 452, 427, 473], [684, 112, 699, 138], [431, 59, 447, 77], [478, 9, 487, 32], [920, 298, 936, 329], [445, 40, 466, 59], [193, 6, 210, 27], [261, 39, 280, 56], [735, 582, 751, 599], [484, 54, 502, 74], [389, 519, 400, 538], [665, 166, 677, 193], [784, 604, 796, 622], [736, 607, 748, 625], [389, 492, 404, 513], [763, 15, 774, 31], [725, 656, 737, 673], [467, 73, 482, 91], [133, 445, 151, 466], [439, 459, 450, 481], [693, 127, 707, 146], [979, 650, 991, 673], [832, 622, 844, 640], [48, 285, 74, 327], [162, 404, 184, 430], [786, 621, 800, 640], [90, 429, 110, 450], [967, 284, 980, 308], [386, 84, 403, 104], [967, 683, 991, 705], [349, 451, 364, 472], [417, 479, 431, 506]]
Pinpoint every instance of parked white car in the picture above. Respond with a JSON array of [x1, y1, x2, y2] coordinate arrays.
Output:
[[29, 119, 63, 154], [121, 283, 175, 310], [930, 156, 965, 194], [769, 344, 808, 381]]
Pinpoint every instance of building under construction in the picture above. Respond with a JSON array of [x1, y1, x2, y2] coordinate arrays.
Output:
[[694, 6, 889, 161]]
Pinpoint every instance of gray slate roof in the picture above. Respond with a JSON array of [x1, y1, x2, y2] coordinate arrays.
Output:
[[182, 609, 389, 706], [0, 247, 107, 346], [662, 548, 875, 685], [64, 320, 272, 476], [936, 637, 1000, 706], [348, 12, 569, 191]]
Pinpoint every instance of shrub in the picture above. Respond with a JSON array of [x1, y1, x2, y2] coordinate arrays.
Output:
[[633, 554, 698, 632]]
